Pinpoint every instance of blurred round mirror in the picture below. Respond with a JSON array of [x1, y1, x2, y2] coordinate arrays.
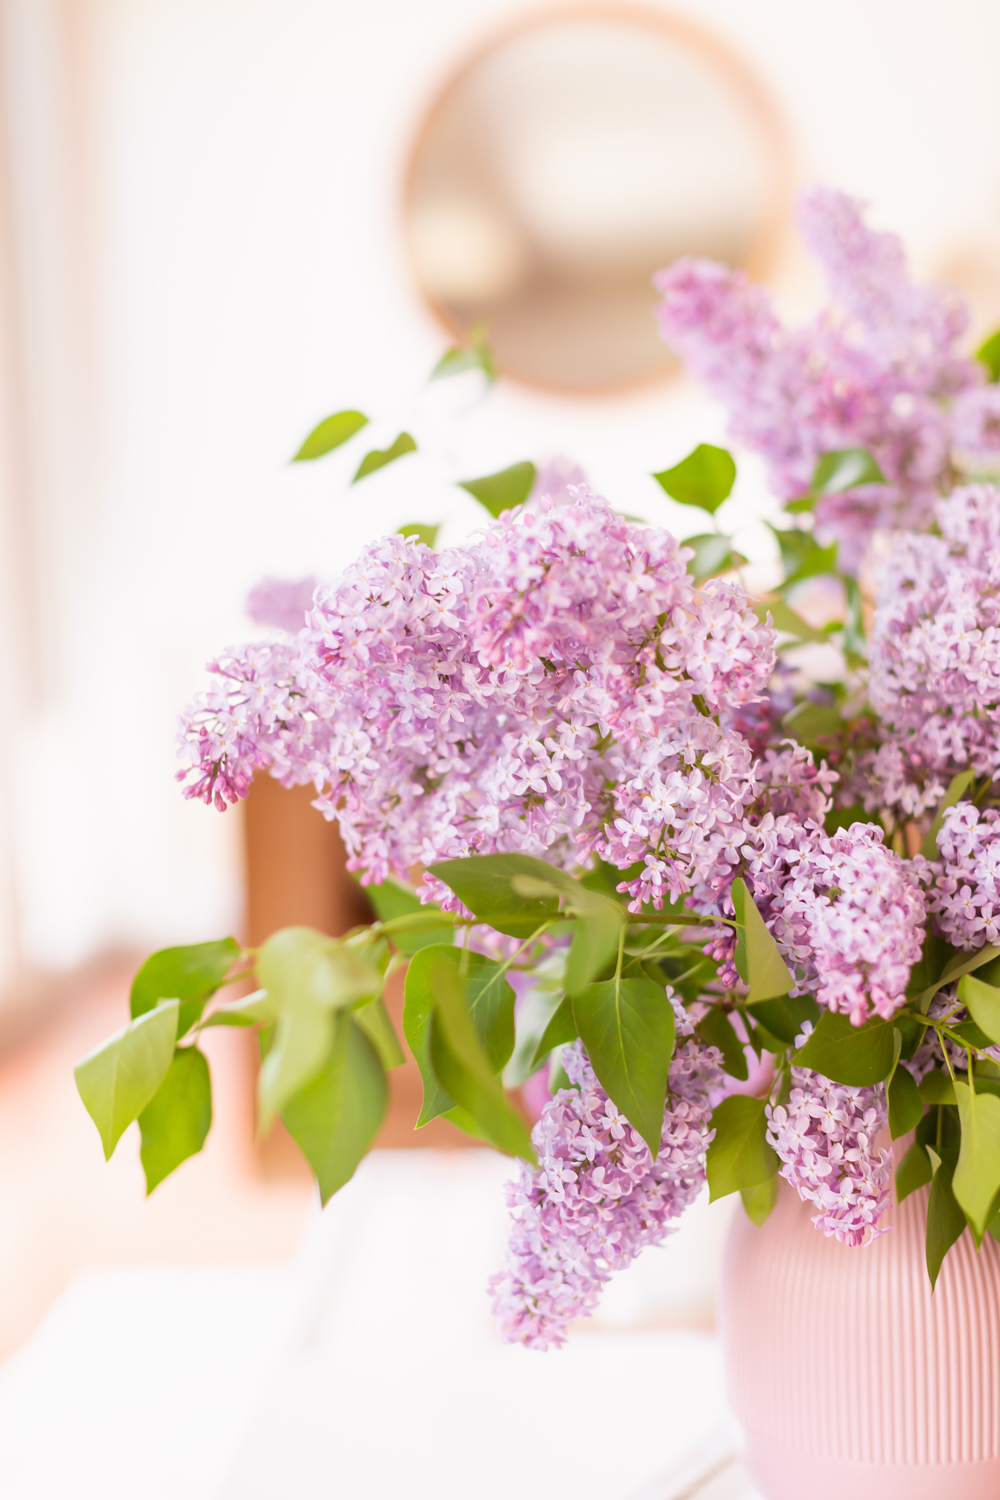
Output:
[[406, 9, 787, 393]]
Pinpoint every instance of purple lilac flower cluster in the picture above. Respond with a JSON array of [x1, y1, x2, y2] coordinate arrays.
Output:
[[741, 817, 926, 1024], [179, 492, 775, 903], [766, 1050, 892, 1247], [866, 483, 1000, 817], [921, 801, 1000, 950], [489, 1019, 722, 1349], [176, 640, 321, 810], [655, 188, 999, 566]]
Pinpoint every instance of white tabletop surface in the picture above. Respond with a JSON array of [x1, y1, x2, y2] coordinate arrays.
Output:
[[0, 1150, 762, 1499]]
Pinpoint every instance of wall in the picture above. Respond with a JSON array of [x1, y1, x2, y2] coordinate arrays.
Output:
[[3, 0, 1000, 985]]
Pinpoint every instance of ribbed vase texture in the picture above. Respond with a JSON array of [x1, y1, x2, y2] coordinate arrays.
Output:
[[721, 1177, 1000, 1500]]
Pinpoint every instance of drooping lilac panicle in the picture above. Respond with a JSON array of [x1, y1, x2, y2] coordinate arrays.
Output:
[[868, 483, 1000, 813], [175, 641, 326, 810], [179, 493, 775, 902], [766, 1055, 891, 1247], [655, 188, 985, 565], [741, 817, 926, 1025], [488, 1024, 722, 1350], [922, 801, 1000, 950]]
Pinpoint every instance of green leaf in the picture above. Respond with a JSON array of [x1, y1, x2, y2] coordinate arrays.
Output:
[[292, 410, 368, 462], [364, 878, 454, 955], [571, 977, 675, 1155], [397, 521, 440, 549], [795, 1010, 897, 1085], [744, 994, 820, 1046], [138, 1045, 212, 1193], [906, 934, 952, 1001], [977, 328, 1000, 383], [919, 1069, 957, 1105], [403, 945, 516, 1125], [259, 927, 382, 1012], [740, 1174, 779, 1226], [528, 995, 579, 1074], [75, 1001, 180, 1160], [353, 993, 406, 1070], [958, 974, 1000, 1044], [281, 1014, 387, 1204], [429, 853, 565, 938], [425, 952, 535, 1160], [130, 937, 241, 1038], [684, 533, 745, 581], [927, 1155, 967, 1289], [754, 597, 831, 646], [952, 1079, 1000, 1243], [351, 432, 417, 483], [917, 943, 1000, 1009], [696, 1006, 749, 1080], [811, 448, 885, 497], [731, 878, 793, 1005], [921, 772, 975, 858], [458, 461, 536, 519], [706, 1094, 778, 1201], [256, 928, 382, 1128], [201, 989, 278, 1028], [888, 1062, 924, 1139], [768, 526, 838, 586], [652, 444, 736, 515], [781, 701, 843, 749], [563, 889, 624, 995], [896, 1136, 933, 1203]]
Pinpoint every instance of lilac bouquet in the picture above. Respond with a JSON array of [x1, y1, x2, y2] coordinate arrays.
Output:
[[76, 190, 1000, 1350]]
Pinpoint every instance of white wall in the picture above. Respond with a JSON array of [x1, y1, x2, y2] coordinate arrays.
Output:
[[6, 0, 1000, 977]]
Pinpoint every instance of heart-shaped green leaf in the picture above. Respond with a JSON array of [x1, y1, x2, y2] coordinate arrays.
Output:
[[403, 945, 516, 1125], [652, 444, 736, 514], [959, 974, 1000, 1045], [953, 1080, 1000, 1243], [75, 1000, 180, 1160], [888, 1060, 924, 1139], [794, 1010, 897, 1086], [429, 853, 567, 938], [571, 977, 675, 1155], [281, 1014, 387, 1204], [130, 937, 240, 1038], [425, 953, 534, 1161], [731, 878, 793, 1005], [458, 461, 536, 518], [352, 431, 417, 483], [138, 1045, 212, 1193], [292, 409, 368, 462], [706, 1094, 778, 1201]]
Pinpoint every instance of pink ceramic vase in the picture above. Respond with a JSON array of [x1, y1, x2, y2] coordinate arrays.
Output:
[[721, 1175, 1000, 1499]]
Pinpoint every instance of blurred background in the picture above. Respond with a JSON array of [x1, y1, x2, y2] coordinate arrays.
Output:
[[1, 0, 1000, 1492]]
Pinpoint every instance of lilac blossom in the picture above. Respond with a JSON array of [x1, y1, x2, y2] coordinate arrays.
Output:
[[921, 801, 1000, 950], [740, 817, 926, 1025], [245, 575, 320, 633], [766, 1050, 891, 1247], [868, 483, 1000, 813], [489, 1017, 722, 1350], [179, 493, 775, 902], [174, 641, 325, 810], [655, 188, 985, 565]]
